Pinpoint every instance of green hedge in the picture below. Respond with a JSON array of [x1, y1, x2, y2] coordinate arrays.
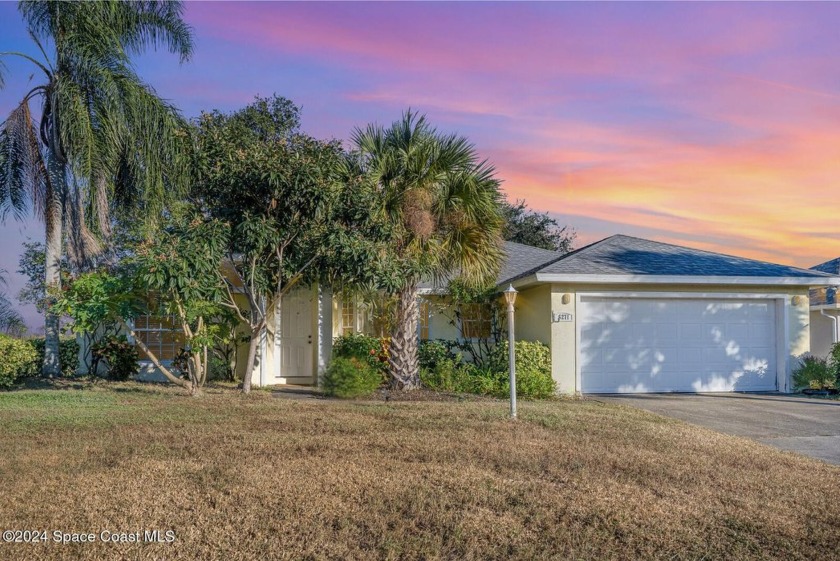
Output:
[[0, 335, 38, 388], [420, 339, 556, 400], [323, 357, 384, 398], [488, 340, 551, 378]]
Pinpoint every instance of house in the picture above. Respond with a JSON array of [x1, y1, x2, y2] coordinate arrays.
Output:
[[807, 257, 840, 357], [131, 235, 839, 394]]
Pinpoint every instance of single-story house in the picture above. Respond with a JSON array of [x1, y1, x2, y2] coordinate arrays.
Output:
[[130, 235, 840, 394], [808, 257, 840, 357]]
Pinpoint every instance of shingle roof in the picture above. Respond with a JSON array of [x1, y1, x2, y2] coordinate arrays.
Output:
[[811, 257, 840, 275], [497, 241, 565, 284], [534, 235, 831, 278], [418, 241, 564, 291]]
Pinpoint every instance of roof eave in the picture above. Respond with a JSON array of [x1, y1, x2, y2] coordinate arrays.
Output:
[[533, 273, 840, 286]]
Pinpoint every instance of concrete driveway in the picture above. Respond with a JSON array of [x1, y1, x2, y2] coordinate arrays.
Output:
[[597, 393, 840, 465]]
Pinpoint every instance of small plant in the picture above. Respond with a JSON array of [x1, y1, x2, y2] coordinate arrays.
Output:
[[323, 357, 384, 398], [0, 335, 38, 388], [91, 336, 140, 381], [793, 356, 834, 391]]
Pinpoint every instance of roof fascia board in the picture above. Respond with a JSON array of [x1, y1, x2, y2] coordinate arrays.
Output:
[[534, 273, 840, 286]]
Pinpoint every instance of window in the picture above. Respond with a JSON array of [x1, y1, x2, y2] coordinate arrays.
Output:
[[460, 304, 492, 339], [341, 299, 357, 335], [132, 314, 184, 362], [342, 298, 373, 335], [418, 299, 430, 340]]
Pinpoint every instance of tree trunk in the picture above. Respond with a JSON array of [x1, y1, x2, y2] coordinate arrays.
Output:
[[389, 283, 421, 390], [119, 319, 194, 393], [42, 152, 65, 378], [241, 321, 264, 394]]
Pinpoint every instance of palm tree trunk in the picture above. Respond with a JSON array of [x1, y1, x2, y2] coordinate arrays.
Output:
[[42, 152, 65, 378], [389, 283, 420, 390]]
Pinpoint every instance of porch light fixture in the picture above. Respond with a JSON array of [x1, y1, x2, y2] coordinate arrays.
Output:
[[504, 285, 518, 419]]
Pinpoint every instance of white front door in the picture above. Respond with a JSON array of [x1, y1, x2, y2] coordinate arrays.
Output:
[[277, 288, 314, 383], [579, 297, 778, 393]]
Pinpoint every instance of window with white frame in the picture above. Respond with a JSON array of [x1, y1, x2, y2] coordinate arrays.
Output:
[[132, 314, 184, 362], [341, 297, 368, 335]]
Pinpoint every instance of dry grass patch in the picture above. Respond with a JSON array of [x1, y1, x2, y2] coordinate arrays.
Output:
[[0, 381, 838, 560]]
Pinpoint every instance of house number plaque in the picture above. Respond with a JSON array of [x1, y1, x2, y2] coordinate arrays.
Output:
[[551, 312, 573, 323]]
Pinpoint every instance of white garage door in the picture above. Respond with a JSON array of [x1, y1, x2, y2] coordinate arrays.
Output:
[[579, 297, 778, 393]]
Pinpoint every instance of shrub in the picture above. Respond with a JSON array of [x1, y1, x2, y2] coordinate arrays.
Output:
[[0, 335, 38, 388], [420, 359, 476, 393], [90, 336, 140, 381], [420, 357, 556, 399], [829, 342, 840, 385], [792, 356, 834, 391], [494, 367, 557, 399], [488, 340, 551, 377], [332, 333, 390, 373], [323, 357, 384, 398], [28, 337, 80, 377], [418, 339, 459, 371]]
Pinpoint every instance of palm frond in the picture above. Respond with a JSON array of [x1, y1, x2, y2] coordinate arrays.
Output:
[[0, 100, 47, 222]]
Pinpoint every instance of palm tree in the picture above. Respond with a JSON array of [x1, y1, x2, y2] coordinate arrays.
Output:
[[351, 111, 505, 390], [0, 1, 193, 376], [0, 270, 26, 337]]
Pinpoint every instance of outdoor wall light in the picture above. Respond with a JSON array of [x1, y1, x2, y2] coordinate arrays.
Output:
[[562, 293, 571, 305]]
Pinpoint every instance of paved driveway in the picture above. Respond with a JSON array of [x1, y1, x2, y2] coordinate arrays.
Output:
[[597, 393, 840, 465]]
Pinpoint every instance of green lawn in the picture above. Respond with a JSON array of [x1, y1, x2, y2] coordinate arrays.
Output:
[[0, 381, 837, 560]]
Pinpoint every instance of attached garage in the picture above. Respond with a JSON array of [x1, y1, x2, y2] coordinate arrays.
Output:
[[578, 296, 780, 393], [505, 234, 840, 395]]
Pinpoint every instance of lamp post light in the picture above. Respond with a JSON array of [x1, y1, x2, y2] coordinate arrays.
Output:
[[503, 284, 518, 419]]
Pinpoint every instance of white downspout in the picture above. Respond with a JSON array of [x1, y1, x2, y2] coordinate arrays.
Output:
[[821, 308, 839, 345]]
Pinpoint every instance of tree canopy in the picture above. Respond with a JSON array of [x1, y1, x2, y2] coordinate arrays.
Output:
[[501, 198, 575, 253]]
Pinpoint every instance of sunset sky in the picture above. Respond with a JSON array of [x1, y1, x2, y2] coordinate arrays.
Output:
[[2, 2, 840, 329]]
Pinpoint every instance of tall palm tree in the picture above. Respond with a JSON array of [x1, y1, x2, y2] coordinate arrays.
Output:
[[0, 1, 193, 376], [351, 111, 505, 389]]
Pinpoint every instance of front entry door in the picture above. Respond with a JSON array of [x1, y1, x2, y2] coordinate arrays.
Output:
[[278, 288, 314, 383]]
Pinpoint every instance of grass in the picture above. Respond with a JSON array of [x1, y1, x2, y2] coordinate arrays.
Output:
[[0, 381, 838, 560]]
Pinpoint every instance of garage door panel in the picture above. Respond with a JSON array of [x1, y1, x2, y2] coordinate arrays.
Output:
[[580, 297, 777, 393]]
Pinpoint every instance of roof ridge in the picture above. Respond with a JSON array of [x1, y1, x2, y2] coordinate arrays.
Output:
[[500, 235, 619, 285]]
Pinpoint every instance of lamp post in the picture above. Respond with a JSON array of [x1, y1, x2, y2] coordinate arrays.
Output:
[[504, 284, 518, 419]]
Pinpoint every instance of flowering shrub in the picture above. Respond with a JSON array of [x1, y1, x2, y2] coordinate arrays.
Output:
[[332, 333, 390, 374]]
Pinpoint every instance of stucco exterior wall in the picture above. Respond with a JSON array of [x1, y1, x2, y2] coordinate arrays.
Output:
[[425, 295, 459, 341], [515, 284, 551, 346], [809, 309, 839, 358], [544, 283, 812, 395]]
